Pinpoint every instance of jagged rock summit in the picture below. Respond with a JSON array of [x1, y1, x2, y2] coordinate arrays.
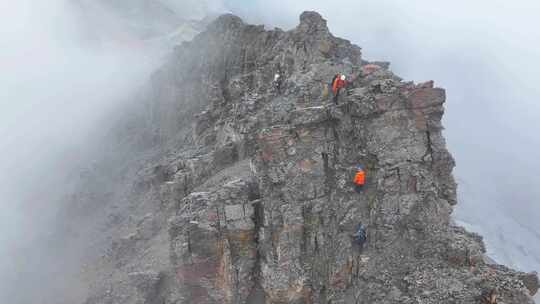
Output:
[[82, 11, 538, 304]]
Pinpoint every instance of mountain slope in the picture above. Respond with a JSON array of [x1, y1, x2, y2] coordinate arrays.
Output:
[[78, 12, 538, 304]]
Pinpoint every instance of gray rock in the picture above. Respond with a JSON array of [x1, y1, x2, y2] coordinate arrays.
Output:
[[519, 271, 539, 296], [128, 271, 163, 303], [81, 11, 536, 304]]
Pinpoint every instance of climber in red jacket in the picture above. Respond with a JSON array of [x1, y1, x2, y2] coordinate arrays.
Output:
[[331, 73, 347, 104], [353, 165, 365, 192]]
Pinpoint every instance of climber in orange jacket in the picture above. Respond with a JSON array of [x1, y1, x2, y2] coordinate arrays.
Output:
[[353, 165, 365, 192], [331, 73, 347, 104]]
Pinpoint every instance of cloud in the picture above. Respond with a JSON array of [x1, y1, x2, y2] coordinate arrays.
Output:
[[0, 0, 232, 301], [0, 0, 165, 302]]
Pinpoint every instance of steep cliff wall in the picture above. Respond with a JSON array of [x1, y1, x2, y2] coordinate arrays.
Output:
[[82, 12, 538, 304]]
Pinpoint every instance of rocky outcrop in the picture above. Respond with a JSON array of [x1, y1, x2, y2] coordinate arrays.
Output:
[[82, 11, 537, 304], [520, 271, 539, 296]]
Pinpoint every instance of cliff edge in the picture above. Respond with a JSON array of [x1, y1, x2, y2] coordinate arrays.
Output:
[[81, 12, 538, 304]]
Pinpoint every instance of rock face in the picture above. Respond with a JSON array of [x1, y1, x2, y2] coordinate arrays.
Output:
[[82, 11, 537, 304]]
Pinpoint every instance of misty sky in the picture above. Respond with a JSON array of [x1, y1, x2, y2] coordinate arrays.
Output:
[[0, 1, 163, 301], [1, 1, 539, 301]]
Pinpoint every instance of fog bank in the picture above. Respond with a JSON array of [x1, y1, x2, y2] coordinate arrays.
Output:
[[0, 0, 168, 302]]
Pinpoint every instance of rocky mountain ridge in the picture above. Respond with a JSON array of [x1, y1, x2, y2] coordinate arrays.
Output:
[[78, 11, 538, 304]]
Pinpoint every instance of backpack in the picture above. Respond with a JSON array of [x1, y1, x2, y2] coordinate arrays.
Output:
[[331, 74, 340, 92], [354, 223, 367, 245], [353, 169, 365, 185]]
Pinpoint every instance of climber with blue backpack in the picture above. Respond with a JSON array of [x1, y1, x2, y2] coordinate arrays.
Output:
[[352, 223, 367, 250]]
